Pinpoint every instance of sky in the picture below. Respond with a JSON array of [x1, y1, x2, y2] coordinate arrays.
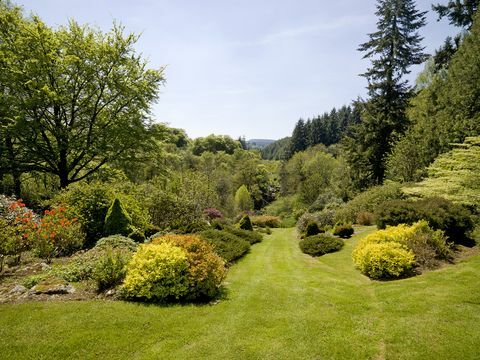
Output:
[[16, 0, 458, 140]]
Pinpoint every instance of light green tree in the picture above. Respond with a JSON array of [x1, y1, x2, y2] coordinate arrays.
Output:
[[234, 185, 253, 212]]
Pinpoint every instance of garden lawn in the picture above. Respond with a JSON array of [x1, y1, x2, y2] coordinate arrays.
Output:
[[1, 227, 480, 359]]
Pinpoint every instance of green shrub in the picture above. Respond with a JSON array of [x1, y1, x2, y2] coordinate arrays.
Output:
[[375, 197, 474, 245], [122, 243, 190, 302], [104, 198, 134, 237], [95, 235, 138, 251], [250, 215, 281, 228], [198, 230, 250, 263], [333, 224, 354, 239], [280, 217, 297, 228], [352, 242, 415, 280], [93, 247, 130, 291], [150, 234, 226, 299], [334, 183, 405, 224], [299, 234, 344, 257], [238, 215, 253, 231], [223, 226, 263, 245], [51, 181, 149, 247], [305, 221, 321, 237]]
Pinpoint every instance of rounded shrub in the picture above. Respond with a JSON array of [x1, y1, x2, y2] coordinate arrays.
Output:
[[150, 234, 226, 299], [352, 242, 415, 280], [122, 243, 190, 302], [251, 215, 281, 228], [128, 228, 146, 243], [199, 230, 250, 263], [299, 234, 344, 257], [333, 224, 354, 239], [95, 235, 138, 251], [352, 221, 452, 279], [238, 215, 253, 231], [297, 210, 335, 234], [104, 198, 134, 237]]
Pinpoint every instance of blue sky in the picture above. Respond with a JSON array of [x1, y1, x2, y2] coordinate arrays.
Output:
[[17, 0, 457, 140]]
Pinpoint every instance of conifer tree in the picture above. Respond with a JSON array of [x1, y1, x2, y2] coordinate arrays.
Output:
[[288, 119, 307, 156], [346, 0, 427, 186]]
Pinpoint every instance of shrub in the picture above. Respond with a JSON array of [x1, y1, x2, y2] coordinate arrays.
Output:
[[51, 181, 149, 247], [92, 247, 130, 291], [297, 210, 335, 233], [30, 207, 85, 262], [198, 230, 250, 263], [238, 215, 253, 231], [356, 211, 375, 225], [375, 197, 474, 245], [352, 221, 453, 278], [352, 242, 415, 279], [150, 234, 226, 299], [122, 243, 190, 302], [334, 183, 405, 224], [250, 215, 281, 228], [223, 226, 263, 245], [95, 235, 138, 251], [235, 185, 254, 212], [333, 224, 354, 239], [299, 234, 344, 257], [280, 217, 297, 228], [104, 198, 134, 237], [305, 221, 321, 237]]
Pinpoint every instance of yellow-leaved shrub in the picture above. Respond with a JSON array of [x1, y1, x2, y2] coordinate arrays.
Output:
[[353, 221, 452, 279], [122, 243, 190, 301], [150, 234, 226, 299]]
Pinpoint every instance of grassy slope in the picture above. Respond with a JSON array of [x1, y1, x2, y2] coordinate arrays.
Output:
[[1, 227, 480, 359]]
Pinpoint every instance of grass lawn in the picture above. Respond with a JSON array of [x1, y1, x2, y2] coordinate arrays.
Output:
[[1, 227, 479, 359]]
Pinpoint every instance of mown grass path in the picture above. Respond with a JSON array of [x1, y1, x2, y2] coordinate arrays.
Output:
[[1, 227, 480, 359]]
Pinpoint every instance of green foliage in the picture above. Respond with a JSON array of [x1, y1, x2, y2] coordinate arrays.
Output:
[[334, 183, 404, 224], [356, 211, 375, 226], [223, 226, 263, 245], [433, 0, 479, 29], [95, 235, 138, 252], [375, 197, 474, 244], [403, 137, 480, 211], [305, 221, 321, 237], [93, 247, 130, 291], [250, 215, 281, 228], [234, 185, 254, 213], [104, 198, 134, 237], [128, 228, 146, 243], [0, 11, 164, 188], [261, 137, 291, 160], [238, 215, 253, 231], [51, 181, 149, 247], [299, 234, 344, 257], [150, 234, 226, 299], [198, 230, 250, 263], [122, 243, 190, 302], [192, 134, 241, 156], [333, 224, 354, 239], [388, 12, 480, 181]]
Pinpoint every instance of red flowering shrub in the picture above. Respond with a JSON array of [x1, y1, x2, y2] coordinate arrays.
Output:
[[30, 206, 85, 262]]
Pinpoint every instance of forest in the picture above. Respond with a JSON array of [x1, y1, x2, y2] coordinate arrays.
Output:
[[0, 0, 479, 359]]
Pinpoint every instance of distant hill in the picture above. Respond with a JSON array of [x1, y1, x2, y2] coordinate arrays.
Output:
[[247, 139, 276, 149]]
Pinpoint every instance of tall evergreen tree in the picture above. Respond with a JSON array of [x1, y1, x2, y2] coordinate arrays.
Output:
[[346, 0, 427, 186], [288, 119, 307, 156]]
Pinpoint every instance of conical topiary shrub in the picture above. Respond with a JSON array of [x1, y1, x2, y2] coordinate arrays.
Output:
[[104, 198, 134, 236], [238, 214, 253, 231]]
